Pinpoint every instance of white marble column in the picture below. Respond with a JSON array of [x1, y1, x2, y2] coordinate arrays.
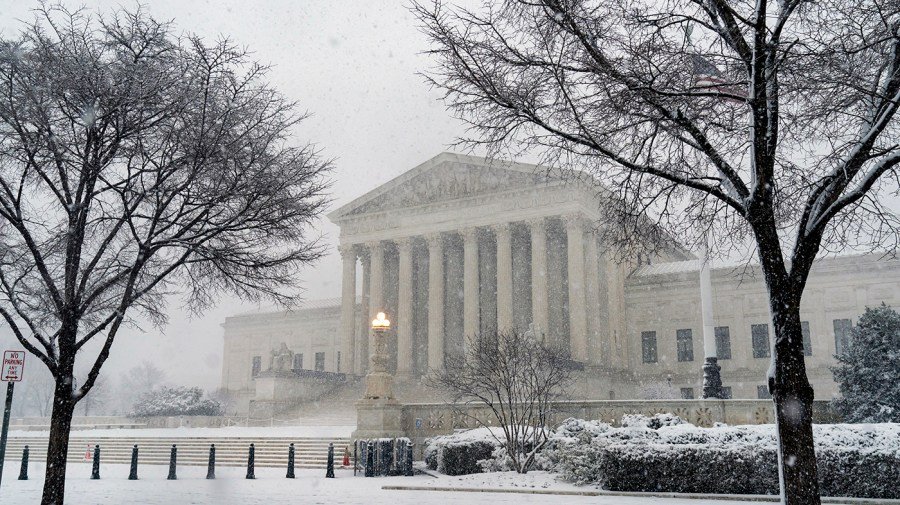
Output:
[[426, 233, 445, 371], [367, 241, 384, 367], [585, 232, 602, 365], [396, 237, 414, 377], [528, 217, 549, 338], [565, 215, 588, 362], [462, 227, 480, 341], [356, 251, 371, 374], [494, 223, 513, 332], [339, 244, 357, 374]]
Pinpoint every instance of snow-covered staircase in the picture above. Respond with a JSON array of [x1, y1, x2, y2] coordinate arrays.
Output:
[[4, 436, 351, 469]]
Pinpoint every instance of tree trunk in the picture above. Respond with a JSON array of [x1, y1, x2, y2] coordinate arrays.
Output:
[[769, 294, 821, 505], [41, 377, 76, 505]]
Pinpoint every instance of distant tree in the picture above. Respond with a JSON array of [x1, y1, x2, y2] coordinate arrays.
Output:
[[130, 386, 223, 417], [428, 330, 573, 473], [116, 361, 167, 413], [78, 374, 111, 417], [414, 1, 900, 502], [832, 305, 900, 423], [23, 365, 55, 417], [0, 5, 330, 503]]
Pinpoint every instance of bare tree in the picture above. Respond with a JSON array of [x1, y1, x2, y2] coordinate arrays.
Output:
[[414, 0, 900, 502], [116, 360, 167, 413], [428, 330, 573, 473], [0, 5, 330, 503]]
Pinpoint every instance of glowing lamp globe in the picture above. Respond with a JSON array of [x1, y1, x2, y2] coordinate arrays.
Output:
[[371, 312, 390, 333]]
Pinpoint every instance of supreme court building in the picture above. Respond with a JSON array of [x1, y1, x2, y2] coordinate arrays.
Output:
[[220, 153, 900, 416]]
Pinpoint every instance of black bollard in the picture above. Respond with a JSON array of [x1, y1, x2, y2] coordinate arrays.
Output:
[[404, 441, 414, 477], [353, 441, 358, 476], [246, 443, 256, 479], [91, 445, 100, 480], [128, 445, 139, 480], [17, 445, 28, 480], [364, 441, 374, 477], [167, 444, 177, 480], [326, 442, 335, 478], [286, 443, 295, 478], [206, 444, 216, 480]]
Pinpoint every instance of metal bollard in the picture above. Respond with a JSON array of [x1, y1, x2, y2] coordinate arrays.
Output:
[[246, 443, 256, 479], [326, 442, 335, 478], [128, 445, 139, 480], [17, 445, 28, 480], [404, 441, 414, 477], [206, 444, 216, 480], [286, 443, 295, 478], [364, 441, 374, 477], [167, 444, 177, 480], [353, 441, 358, 476], [91, 445, 100, 480]]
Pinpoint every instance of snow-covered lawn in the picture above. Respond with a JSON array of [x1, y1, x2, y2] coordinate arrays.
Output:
[[1, 463, 776, 504], [7, 425, 355, 438]]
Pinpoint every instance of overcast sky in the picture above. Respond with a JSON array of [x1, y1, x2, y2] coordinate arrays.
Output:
[[0, 0, 471, 389]]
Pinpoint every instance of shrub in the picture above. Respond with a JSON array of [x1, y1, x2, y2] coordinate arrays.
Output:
[[548, 418, 900, 499], [424, 428, 503, 475], [130, 386, 223, 417]]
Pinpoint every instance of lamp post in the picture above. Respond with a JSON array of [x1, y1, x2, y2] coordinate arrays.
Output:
[[364, 312, 395, 400], [353, 310, 404, 440], [699, 234, 724, 399]]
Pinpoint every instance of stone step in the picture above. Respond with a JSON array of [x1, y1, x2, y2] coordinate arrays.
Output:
[[5, 436, 353, 468]]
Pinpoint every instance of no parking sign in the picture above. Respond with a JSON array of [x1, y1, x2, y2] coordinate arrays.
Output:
[[2, 350, 25, 382]]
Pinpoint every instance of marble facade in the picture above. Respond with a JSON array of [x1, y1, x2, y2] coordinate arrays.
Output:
[[219, 153, 900, 416]]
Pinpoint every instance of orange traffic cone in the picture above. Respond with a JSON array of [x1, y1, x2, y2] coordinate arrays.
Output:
[[342, 447, 350, 467]]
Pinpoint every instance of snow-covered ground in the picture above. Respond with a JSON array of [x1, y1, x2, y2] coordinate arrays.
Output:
[[7, 425, 355, 438], [1, 463, 777, 504]]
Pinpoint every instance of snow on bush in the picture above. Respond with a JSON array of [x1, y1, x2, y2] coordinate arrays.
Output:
[[427, 414, 900, 498], [546, 415, 900, 498], [424, 427, 504, 475], [130, 386, 223, 417]]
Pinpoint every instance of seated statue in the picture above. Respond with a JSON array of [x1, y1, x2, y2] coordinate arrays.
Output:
[[268, 342, 294, 372]]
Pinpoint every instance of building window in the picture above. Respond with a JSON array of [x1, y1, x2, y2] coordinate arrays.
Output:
[[833, 318, 852, 355], [293, 353, 303, 370], [721, 386, 733, 399], [315, 352, 325, 372], [751, 324, 771, 358], [715, 326, 731, 360], [337, 352, 341, 372], [801, 321, 812, 357], [757, 385, 772, 399], [676, 329, 694, 362], [641, 331, 658, 363], [251, 356, 261, 377], [680, 387, 695, 399]]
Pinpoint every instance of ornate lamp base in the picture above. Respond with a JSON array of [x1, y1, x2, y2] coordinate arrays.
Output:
[[702, 357, 724, 399]]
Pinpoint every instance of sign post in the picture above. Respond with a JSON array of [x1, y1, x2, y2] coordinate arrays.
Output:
[[0, 350, 25, 491]]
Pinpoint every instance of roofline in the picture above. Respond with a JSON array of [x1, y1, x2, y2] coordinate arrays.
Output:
[[326, 152, 592, 222]]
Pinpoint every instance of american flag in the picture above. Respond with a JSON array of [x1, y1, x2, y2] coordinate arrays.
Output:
[[690, 53, 746, 103]]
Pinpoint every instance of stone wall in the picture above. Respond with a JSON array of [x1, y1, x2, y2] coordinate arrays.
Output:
[[399, 399, 839, 447]]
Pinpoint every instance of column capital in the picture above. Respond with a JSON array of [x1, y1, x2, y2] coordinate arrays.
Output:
[[425, 232, 444, 249], [338, 243, 357, 259], [364, 240, 383, 252], [525, 216, 547, 230], [460, 226, 479, 242], [563, 213, 586, 231], [395, 237, 414, 253], [491, 222, 512, 238]]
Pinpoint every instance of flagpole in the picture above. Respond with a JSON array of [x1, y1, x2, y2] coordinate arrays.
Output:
[[700, 232, 724, 399]]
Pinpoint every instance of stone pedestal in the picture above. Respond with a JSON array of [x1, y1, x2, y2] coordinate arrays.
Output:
[[352, 398, 403, 439], [353, 323, 404, 439]]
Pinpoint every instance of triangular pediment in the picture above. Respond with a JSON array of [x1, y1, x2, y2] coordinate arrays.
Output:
[[330, 153, 557, 219]]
